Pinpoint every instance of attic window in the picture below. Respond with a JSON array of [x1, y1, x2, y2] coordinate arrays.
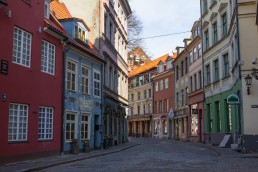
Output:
[[158, 63, 164, 73], [44, 0, 50, 19], [75, 25, 88, 44]]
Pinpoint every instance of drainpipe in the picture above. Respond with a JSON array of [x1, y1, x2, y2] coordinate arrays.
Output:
[[235, 0, 242, 138], [61, 39, 70, 155], [200, 0, 206, 143]]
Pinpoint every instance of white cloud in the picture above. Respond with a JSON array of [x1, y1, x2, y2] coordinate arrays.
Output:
[[129, 0, 200, 58]]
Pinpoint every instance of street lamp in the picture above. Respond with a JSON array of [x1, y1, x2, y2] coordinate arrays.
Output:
[[245, 74, 252, 95]]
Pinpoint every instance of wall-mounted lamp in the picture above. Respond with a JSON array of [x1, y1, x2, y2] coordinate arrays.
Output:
[[37, 26, 42, 33], [6, 10, 11, 18], [245, 74, 252, 95]]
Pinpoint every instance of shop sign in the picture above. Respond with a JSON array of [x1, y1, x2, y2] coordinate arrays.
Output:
[[227, 94, 239, 104], [161, 115, 167, 120], [78, 98, 94, 111]]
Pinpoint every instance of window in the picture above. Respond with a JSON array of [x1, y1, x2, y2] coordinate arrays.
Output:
[[165, 78, 169, 89], [176, 92, 179, 107], [222, 13, 227, 37], [203, 0, 208, 14], [182, 118, 185, 133], [190, 76, 193, 92], [194, 74, 197, 91], [44, 0, 50, 19], [144, 90, 147, 99], [207, 104, 212, 132], [215, 101, 221, 132], [185, 57, 188, 73], [186, 87, 188, 104], [199, 71, 202, 89], [148, 89, 151, 98], [189, 51, 193, 64], [181, 90, 184, 106], [159, 80, 163, 90], [137, 106, 140, 115], [38, 107, 53, 140], [223, 53, 229, 77], [131, 94, 134, 101], [13, 27, 32, 67], [93, 70, 101, 97], [206, 64, 211, 84], [155, 82, 158, 92], [41, 40, 55, 75], [176, 66, 179, 80], [81, 65, 90, 95], [159, 100, 163, 112], [109, 22, 113, 41], [212, 22, 218, 44], [104, 12, 108, 35], [214, 59, 219, 81], [193, 47, 197, 61], [155, 101, 158, 113], [166, 60, 172, 69], [148, 104, 151, 114], [137, 92, 140, 100], [8, 103, 28, 141], [75, 25, 87, 42], [181, 61, 184, 77], [198, 43, 202, 58], [66, 112, 77, 141], [164, 99, 168, 112], [158, 63, 164, 73], [67, 60, 77, 91], [81, 113, 90, 140], [204, 30, 209, 50]]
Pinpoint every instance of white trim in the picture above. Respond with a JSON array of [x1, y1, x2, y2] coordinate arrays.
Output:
[[66, 58, 78, 92], [93, 69, 101, 99], [81, 64, 91, 95]]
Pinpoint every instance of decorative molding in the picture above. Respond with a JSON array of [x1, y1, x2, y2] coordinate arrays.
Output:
[[218, 3, 228, 14], [209, 12, 218, 22]]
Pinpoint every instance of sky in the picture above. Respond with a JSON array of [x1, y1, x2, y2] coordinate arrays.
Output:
[[129, 0, 200, 59]]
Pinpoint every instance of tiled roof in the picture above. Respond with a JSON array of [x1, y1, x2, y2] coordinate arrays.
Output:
[[50, 0, 72, 19], [128, 54, 176, 77]]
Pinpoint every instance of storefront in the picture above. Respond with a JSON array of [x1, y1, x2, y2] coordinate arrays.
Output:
[[152, 114, 170, 139]]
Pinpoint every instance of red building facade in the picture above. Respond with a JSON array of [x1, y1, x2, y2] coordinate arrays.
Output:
[[0, 0, 65, 164], [152, 54, 175, 139]]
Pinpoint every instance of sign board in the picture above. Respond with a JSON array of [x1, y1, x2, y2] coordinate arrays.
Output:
[[251, 105, 258, 108], [1, 60, 8, 75], [227, 94, 239, 104], [78, 97, 94, 111]]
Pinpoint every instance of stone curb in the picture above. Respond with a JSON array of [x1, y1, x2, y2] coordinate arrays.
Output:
[[22, 143, 140, 172]]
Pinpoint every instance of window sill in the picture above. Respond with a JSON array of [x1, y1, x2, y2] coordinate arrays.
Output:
[[38, 139, 54, 142], [209, 1, 217, 10], [213, 79, 220, 84], [201, 10, 208, 18], [8, 140, 29, 144], [204, 83, 211, 87], [222, 74, 230, 80]]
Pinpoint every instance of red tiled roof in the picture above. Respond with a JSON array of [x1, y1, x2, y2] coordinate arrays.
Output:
[[50, 0, 72, 19], [128, 54, 176, 77]]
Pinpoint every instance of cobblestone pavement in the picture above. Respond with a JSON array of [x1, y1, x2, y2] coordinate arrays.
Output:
[[38, 138, 258, 172]]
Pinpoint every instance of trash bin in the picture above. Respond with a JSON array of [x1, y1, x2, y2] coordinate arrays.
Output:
[[72, 139, 79, 154], [84, 140, 90, 153]]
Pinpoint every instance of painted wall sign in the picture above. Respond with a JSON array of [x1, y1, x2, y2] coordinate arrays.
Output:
[[227, 94, 239, 104], [78, 97, 94, 111], [1, 60, 8, 75]]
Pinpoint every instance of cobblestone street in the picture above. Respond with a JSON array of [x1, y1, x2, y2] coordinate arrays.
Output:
[[38, 138, 258, 172]]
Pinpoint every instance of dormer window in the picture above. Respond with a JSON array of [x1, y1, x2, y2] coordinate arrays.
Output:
[[158, 63, 164, 73], [75, 25, 88, 44], [44, 0, 50, 19], [166, 60, 172, 69]]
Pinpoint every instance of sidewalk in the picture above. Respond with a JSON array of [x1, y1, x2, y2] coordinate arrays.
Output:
[[0, 141, 140, 172]]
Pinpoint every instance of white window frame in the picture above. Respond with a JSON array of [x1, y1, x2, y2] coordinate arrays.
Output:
[[38, 106, 54, 140], [66, 59, 78, 92], [41, 40, 55, 75], [13, 27, 32, 68], [165, 78, 169, 89], [155, 82, 158, 92], [8, 103, 29, 142], [160, 80, 164, 90], [93, 69, 101, 98], [44, 0, 50, 19], [65, 111, 77, 142], [81, 113, 91, 140], [81, 64, 90, 95]]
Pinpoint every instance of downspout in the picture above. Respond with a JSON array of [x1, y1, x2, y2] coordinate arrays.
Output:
[[200, 0, 206, 143], [61, 39, 70, 155], [235, 0, 242, 137]]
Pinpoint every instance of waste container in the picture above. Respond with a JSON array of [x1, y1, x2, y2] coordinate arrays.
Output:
[[72, 139, 79, 154], [84, 140, 90, 153]]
